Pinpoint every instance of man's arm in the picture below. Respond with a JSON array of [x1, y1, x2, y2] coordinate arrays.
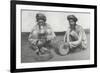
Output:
[[28, 26, 38, 45], [69, 29, 83, 48], [64, 28, 70, 43], [46, 25, 56, 41]]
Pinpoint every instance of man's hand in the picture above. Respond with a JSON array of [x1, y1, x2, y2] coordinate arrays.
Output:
[[37, 40, 43, 46], [30, 39, 37, 45], [69, 42, 77, 49]]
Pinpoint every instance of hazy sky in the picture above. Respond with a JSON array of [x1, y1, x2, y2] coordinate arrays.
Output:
[[21, 10, 90, 32]]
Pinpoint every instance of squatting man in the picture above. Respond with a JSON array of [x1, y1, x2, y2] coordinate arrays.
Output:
[[28, 13, 56, 55], [64, 15, 87, 51]]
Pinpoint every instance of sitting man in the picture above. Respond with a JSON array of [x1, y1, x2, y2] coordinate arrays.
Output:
[[28, 13, 56, 55], [64, 15, 87, 51]]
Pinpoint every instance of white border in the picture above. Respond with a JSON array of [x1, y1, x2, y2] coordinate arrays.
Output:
[[16, 4, 94, 69]]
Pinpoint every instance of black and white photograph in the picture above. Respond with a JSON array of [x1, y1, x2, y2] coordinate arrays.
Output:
[[21, 10, 90, 62], [11, 1, 97, 72]]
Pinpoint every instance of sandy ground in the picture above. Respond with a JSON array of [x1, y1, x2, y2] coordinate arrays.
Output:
[[21, 32, 90, 63]]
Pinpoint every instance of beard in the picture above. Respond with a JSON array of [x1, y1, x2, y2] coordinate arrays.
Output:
[[70, 24, 76, 30]]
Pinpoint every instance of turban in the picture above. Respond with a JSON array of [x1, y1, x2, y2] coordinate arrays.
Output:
[[67, 15, 78, 22], [36, 13, 46, 22]]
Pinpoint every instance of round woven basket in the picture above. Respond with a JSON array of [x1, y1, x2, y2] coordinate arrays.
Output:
[[58, 43, 69, 56], [53, 41, 69, 56]]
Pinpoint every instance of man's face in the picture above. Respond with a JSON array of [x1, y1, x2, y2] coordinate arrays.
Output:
[[69, 19, 76, 26], [38, 19, 45, 26]]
